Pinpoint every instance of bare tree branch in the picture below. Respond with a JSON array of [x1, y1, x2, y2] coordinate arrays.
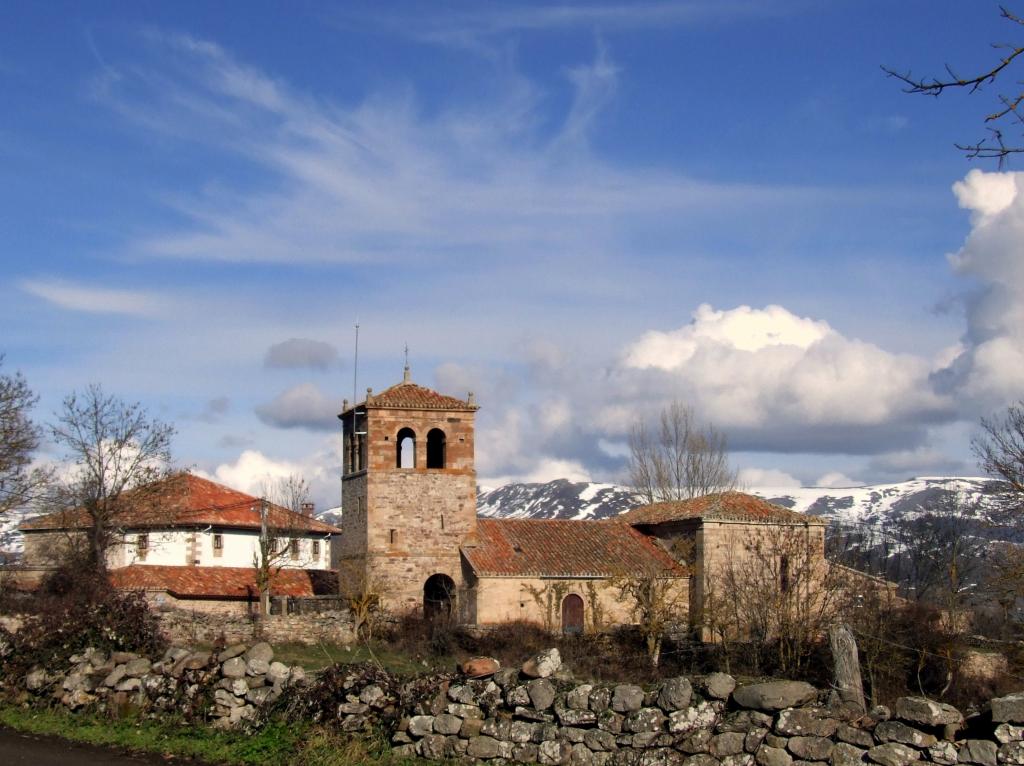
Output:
[[0, 356, 49, 516], [883, 6, 1024, 165]]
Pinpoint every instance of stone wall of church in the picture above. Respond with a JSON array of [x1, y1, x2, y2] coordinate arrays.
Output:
[[692, 520, 828, 642], [470, 576, 690, 632]]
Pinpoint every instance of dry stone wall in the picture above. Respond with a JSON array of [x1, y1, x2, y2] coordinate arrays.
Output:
[[18, 641, 306, 729], [10, 643, 1024, 766], [388, 650, 1024, 766]]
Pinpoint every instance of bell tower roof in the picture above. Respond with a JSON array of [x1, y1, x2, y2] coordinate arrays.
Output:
[[339, 370, 478, 417]]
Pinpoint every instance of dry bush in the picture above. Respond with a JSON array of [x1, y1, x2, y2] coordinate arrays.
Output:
[[0, 558, 165, 682]]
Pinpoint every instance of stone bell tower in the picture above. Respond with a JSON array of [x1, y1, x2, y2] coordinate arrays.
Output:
[[337, 366, 478, 616]]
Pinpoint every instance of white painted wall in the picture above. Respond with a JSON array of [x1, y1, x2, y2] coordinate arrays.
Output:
[[111, 529, 335, 570]]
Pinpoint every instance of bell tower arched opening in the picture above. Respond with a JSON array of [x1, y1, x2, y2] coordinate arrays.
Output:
[[396, 427, 416, 469], [426, 428, 446, 469]]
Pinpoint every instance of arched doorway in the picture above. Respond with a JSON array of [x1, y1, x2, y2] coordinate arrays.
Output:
[[424, 573, 456, 621], [561, 593, 584, 635]]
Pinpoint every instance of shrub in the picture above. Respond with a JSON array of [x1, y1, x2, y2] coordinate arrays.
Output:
[[0, 562, 166, 683]]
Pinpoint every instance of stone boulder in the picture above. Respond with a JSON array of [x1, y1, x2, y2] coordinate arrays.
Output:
[[217, 643, 247, 662], [522, 648, 562, 679], [775, 708, 838, 738], [221, 657, 247, 679], [612, 684, 645, 713], [704, 672, 737, 700], [867, 743, 920, 766], [528, 679, 557, 711], [959, 740, 998, 766], [874, 721, 936, 749], [462, 657, 501, 678], [734, 681, 817, 711], [245, 642, 273, 663], [893, 697, 963, 727], [993, 693, 1024, 725], [658, 677, 693, 712]]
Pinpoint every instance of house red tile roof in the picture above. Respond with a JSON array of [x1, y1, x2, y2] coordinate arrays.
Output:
[[20, 474, 341, 535], [618, 491, 823, 526], [108, 565, 337, 599], [463, 519, 687, 578], [342, 378, 476, 415]]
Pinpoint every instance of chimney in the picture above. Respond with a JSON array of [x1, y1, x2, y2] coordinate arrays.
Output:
[[301, 502, 315, 517]]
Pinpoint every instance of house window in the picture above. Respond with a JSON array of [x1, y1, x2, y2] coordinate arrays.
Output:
[[136, 533, 148, 561], [312, 540, 320, 557], [213, 533, 223, 557], [389, 529, 399, 547], [780, 555, 790, 593], [290, 538, 300, 559]]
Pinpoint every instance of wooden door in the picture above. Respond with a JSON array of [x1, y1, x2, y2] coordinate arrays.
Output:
[[561, 594, 584, 635]]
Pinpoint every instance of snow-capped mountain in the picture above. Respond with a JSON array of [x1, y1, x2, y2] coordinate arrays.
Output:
[[477, 479, 639, 521], [478, 476, 1012, 529]]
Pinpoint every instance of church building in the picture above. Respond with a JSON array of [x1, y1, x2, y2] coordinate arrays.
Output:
[[337, 370, 827, 636]]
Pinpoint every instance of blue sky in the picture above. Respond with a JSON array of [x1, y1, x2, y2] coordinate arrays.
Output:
[[4, 1, 1024, 506]]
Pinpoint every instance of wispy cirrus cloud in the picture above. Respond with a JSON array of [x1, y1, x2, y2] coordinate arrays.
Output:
[[87, 31, 854, 269], [336, 1, 801, 55], [20, 279, 167, 317]]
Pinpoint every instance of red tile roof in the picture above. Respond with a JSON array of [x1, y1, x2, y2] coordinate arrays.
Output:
[[342, 379, 475, 414], [20, 473, 341, 535], [463, 519, 687, 578], [618, 491, 823, 526], [108, 564, 335, 599]]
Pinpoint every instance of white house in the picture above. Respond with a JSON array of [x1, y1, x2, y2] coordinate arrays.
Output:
[[18, 473, 341, 609]]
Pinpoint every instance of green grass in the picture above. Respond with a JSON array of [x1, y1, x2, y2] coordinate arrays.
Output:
[[0, 703, 434, 766]]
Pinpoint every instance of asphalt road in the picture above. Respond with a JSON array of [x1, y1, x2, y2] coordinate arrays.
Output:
[[0, 727, 181, 765]]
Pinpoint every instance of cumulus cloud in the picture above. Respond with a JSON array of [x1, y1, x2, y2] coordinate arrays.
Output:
[[264, 338, 340, 371], [814, 471, 860, 488], [20, 279, 166, 317], [255, 383, 340, 431], [933, 170, 1024, 409], [606, 303, 954, 451], [200, 441, 342, 509], [738, 467, 801, 488]]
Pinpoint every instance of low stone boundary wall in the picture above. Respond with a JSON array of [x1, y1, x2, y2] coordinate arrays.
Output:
[[158, 607, 355, 646], [9, 643, 1024, 765], [382, 651, 1024, 766], [19, 641, 306, 729]]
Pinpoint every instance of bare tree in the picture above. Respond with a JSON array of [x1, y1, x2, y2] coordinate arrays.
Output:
[[701, 525, 842, 676], [889, 489, 987, 613], [611, 572, 688, 668], [0, 356, 48, 516], [884, 6, 1024, 164], [49, 385, 175, 572], [628, 401, 736, 504], [252, 474, 310, 616], [974, 401, 1024, 500]]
